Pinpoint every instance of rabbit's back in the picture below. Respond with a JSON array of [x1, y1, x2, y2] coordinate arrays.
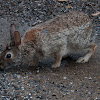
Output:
[[22, 11, 94, 58], [42, 11, 94, 51], [33, 11, 91, 34], [23, 11, 92, 42]]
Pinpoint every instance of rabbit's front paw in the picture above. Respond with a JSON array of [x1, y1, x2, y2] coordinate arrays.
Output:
[[29, 60, 39, 67], [51, 63, 61, 68], [76, 57, 89, 63]]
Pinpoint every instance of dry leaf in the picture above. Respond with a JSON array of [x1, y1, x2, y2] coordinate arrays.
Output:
[[92, 12, 100, 16], [66, 5, 73, 9], [24, 81, 28, 85]]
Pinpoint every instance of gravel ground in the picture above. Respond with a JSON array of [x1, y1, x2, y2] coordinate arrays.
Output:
[[0, 0, 100, 100]]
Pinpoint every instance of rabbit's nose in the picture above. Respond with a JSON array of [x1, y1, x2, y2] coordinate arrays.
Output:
[[0, 65, 4, 71], [0, 67, 4, 71]]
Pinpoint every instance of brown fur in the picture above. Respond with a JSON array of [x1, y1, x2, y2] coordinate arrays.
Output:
[[23, 28, 42, 43]]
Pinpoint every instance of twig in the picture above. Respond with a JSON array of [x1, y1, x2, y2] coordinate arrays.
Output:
[[92, 11, 100, 17]]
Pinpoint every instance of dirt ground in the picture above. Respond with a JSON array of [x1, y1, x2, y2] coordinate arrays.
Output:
[[0, 0, 100, 100]]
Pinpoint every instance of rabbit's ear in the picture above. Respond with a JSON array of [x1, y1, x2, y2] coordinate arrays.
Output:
[[14, 31, 21, 47], [10, 24, 21, 47], [10, 23, 16, 45], [10, 23, 16, 34]]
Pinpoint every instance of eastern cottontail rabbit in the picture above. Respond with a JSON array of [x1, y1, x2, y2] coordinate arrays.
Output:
[[0, 11, 97, 70]]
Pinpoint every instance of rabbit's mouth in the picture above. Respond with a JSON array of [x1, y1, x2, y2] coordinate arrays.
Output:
[[0, 65, 5, 71], [0, 61, 8, 71], [0, 65, 14, 71], [0, 62, 14, 71], [0, 61, 4, 71]]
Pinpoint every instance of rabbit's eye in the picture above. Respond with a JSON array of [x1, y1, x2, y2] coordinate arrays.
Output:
[[6, 54, 11, 59], [5, 52, 13, 59]]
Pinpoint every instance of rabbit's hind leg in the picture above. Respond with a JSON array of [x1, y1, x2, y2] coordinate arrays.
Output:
[[76, 43, 97, 63], [51, 52, 63, 68]]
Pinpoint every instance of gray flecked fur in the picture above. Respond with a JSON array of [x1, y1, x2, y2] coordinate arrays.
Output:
[[0, 11, 96, 70]]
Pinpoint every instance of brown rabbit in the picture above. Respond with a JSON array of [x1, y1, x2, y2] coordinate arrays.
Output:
[[0, 11, 97, 70]]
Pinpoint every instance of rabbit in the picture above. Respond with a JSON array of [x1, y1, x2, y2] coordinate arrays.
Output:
[[0, 11, 97, 70]]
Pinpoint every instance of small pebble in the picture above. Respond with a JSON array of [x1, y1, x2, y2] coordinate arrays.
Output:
[[63, 77, 67, 79], [21, 87, 25, 90], [69, 82, 73, 85], [96, 97, 100, 100], [71, 90, 75, 92], [29, 93, 31, 96], [17, 75, 21, 79], [89, 77, 92, 80]]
